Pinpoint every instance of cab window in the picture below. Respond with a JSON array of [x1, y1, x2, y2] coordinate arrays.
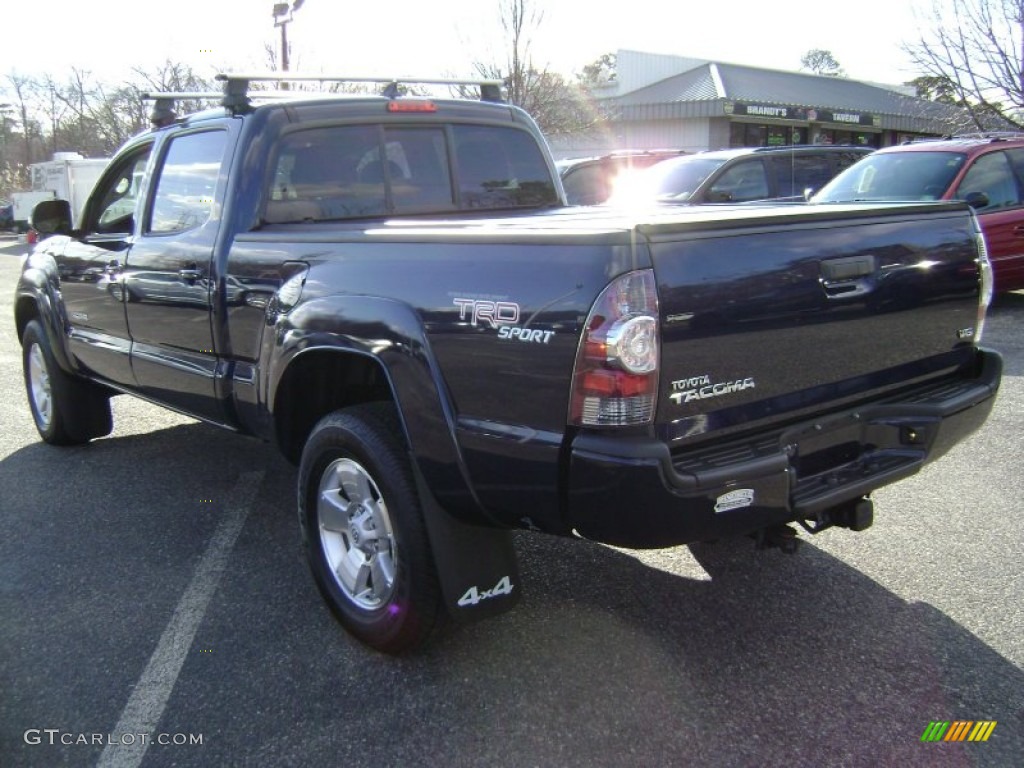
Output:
[[91, 147, 152, 234], [264, 123, 556, 224], [147, 131, 227, 234]]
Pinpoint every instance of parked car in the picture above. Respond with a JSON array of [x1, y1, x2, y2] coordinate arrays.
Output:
[[0, 200, 12, 230], [812, 135, 1024, 293], [612, 145, 873, 205], [557, 150, 686, 205]]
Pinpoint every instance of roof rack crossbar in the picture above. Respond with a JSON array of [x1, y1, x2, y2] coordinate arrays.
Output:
[[139, 73, 506, 125], [214, 72, 505, 102]]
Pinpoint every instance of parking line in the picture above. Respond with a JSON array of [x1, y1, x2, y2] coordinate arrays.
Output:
[[97, 470, 264, 768]]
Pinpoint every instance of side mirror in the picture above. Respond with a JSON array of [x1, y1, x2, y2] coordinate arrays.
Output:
[[30, 199, 73, 236], [803, 186, 816, 201], [962, 191, 989, 210]]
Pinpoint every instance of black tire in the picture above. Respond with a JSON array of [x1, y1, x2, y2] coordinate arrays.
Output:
[[298, 403, 443, 654], [22, 319, 113, 445]]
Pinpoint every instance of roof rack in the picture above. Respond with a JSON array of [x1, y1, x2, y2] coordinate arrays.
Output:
[[214, 72, 505, 105], [951, 131, 1024, 141], [140, 91, 228, 127], [140, 73, 505, 126], [902, 131, 1024, 145]]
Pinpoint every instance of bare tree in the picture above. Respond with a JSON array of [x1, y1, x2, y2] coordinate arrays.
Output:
[[471, 0, 596, 137], [131, 61, 215, 118], [800, 49, 845, 77], [904, 0, 1024, 129], [3, 72, 41, 166]]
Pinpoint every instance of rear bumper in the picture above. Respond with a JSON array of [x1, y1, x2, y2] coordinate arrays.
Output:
[[566, 348, 1002, 548]]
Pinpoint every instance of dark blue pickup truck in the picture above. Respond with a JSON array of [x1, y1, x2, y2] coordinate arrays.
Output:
[[14, 75, 1001, 653]]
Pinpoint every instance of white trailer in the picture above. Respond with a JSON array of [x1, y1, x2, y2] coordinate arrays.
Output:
[[11, 152, 110, 230]]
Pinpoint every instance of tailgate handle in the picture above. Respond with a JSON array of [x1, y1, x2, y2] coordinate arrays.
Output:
[[821, 255, 876, 299], [821, 254, 876, 280]]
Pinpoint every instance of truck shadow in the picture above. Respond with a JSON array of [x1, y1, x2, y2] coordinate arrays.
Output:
[[1, 421, 1020, 767], [428, 532, 1023, 766], [987, 290, 1024, 377]]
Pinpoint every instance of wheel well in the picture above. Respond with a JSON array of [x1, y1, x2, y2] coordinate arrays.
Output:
[[15, 296, 40, 343], [274, 350, 395, 464]]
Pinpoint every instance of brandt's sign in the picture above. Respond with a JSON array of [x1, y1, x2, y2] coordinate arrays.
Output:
[[726, 103, 879, 127]]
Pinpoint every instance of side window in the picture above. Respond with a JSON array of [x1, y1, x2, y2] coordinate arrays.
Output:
[[955, 151, 1021, 211], [786, 155, 831, 197], [452, 125, 558, 209], [708, 159, 770, 202], [148, 131, 227, 234], [92, 147, 152, 234], [1003, 148, 1024, 191], [562, 164, 607, 205]]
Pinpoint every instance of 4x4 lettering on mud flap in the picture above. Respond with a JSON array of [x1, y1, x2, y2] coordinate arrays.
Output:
[[457, 576, 514, 607]]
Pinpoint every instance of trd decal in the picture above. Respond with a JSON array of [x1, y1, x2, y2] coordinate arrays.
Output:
[[453, 297, 520, 327], [498, 326, 555, 344], [453, 297, 553, 343]]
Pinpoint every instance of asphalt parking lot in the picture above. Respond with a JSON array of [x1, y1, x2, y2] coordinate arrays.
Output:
[[0, 239, 1021, 767]]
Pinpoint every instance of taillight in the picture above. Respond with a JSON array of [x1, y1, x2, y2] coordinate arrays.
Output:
[[974, 219, 993, 342], [569, 269, 659, 426], [386, 100, 437, 112]]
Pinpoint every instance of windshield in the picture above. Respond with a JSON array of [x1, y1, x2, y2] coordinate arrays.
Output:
[[611, 156, 727, 203], [814, 151, 967, 202]]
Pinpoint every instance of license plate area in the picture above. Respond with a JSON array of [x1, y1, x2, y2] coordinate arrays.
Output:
[[786, 418, 868, 480], [782, 410, 933, 513]]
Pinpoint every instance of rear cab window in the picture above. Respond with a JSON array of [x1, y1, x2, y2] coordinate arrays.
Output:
[[265, 122, 557, 223]]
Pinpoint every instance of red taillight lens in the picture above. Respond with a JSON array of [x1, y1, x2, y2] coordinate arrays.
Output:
[[569, 270, 659, 427]]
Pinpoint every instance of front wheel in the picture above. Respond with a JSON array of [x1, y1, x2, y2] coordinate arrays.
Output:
[[22, 319, 112, 445], [298, 404, 443, 654]]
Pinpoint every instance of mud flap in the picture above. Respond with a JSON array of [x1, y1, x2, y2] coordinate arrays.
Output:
[[412, 464, 521, 623]]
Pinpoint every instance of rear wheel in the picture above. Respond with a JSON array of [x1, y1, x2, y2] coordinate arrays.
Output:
[[22, 319, 112, 445], [298, 403, 442, 654]]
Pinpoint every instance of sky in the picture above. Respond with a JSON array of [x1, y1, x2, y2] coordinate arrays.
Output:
[[2, 0, 929, 91]]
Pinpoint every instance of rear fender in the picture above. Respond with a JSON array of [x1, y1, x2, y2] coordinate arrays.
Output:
[[268, 294, 520, 619]]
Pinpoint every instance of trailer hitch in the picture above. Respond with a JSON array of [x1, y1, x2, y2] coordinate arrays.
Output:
[[753, 524, 800, 554]]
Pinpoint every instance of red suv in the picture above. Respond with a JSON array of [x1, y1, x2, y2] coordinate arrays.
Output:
[[813, 135, 1024, 293]]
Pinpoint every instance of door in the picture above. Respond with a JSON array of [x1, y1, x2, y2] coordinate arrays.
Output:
[[123, 128, 230, 421], [955, 148, 1024, 293], [59, 144, 153, 386]]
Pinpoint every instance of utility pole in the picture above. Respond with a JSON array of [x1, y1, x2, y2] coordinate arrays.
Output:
[[272, 0, 305, 74]]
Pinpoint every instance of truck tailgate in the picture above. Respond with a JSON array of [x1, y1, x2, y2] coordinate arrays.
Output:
[[644, 203, 985, 444]]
